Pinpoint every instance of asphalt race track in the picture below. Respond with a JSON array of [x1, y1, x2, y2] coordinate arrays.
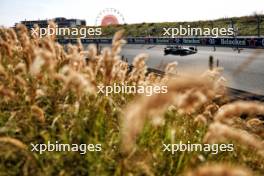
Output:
[[93, 44, 264, 95]]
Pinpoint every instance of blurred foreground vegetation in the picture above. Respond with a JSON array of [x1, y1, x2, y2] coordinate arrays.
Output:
[[0, 25, 263, 176]]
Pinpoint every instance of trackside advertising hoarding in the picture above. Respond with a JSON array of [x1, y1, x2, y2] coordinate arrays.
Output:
[[57, 37, 264, 48]]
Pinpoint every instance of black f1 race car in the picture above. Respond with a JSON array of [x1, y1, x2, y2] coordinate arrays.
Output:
[[164, 45, 197, 56]]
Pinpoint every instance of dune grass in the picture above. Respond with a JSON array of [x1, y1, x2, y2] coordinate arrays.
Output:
[[0, 24, 263, 176]]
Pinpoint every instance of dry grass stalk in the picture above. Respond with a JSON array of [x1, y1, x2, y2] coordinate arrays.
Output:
[[194, 114, 207, 125], [122, 77, 214, 153], [31, 105, 45, 123], [58, 66, 96, 97], [145, 72, 161, 85], [174, 89, 209, 114], [0, 63, 8, 78], [100, 48, 118, 84], [112, 29, 126, 55], [0, 85, 16, 100], [128, 53, 149, 85], [161, 61, 178, 83], [200, 103, 220, 120], [185, 164, 252, 176], [0, 137, 27, 150], [214, 101, 264, 124], [204, 122, 264, 157], [246, 118, 264, 128]]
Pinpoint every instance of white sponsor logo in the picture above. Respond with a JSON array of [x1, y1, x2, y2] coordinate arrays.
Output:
[[209, 39, 215, 45], [174, 38, 180, 44], [221, 39, 246, 46]]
